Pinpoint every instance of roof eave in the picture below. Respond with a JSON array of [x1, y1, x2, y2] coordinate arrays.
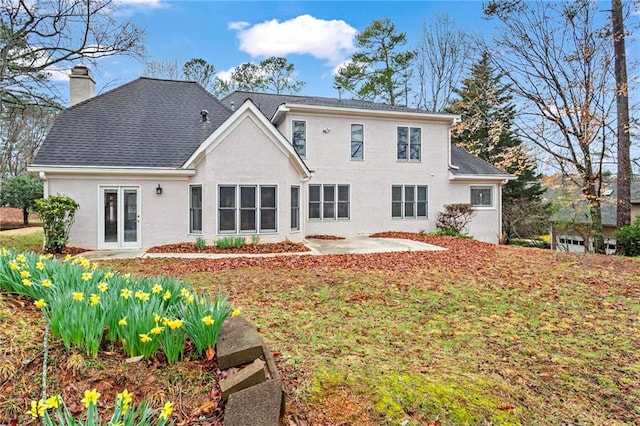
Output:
[[448, 172, 515, 181], [27, 165, 196, 177]]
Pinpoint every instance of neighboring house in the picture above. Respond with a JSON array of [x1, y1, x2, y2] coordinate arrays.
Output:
[[548, 175, 640, 254], [28, 66, 512, 251]]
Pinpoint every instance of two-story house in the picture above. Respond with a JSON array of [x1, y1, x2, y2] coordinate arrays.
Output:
[[28, 67, 511, 251]]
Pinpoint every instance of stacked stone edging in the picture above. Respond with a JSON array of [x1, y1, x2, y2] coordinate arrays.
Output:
[[217, 316, 285, 426]]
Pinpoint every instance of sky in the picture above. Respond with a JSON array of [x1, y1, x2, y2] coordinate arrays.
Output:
[[59, 0, 502, 101]]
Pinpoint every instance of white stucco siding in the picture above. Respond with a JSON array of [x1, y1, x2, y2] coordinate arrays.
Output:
[[199, 115, 306, 243], [46, 176, 190, 250]]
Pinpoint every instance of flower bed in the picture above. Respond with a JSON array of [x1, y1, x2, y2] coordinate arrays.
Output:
[[148, 241, 309, 254]]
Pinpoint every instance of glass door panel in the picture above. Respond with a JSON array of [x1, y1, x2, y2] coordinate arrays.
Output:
[[123, 189, 138, 243], [104, 189, 118, 243]]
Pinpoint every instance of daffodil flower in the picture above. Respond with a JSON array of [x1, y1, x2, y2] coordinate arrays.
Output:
[[16, 254, 26, 263], [27, 399, 46, 418], [232, 309, 241, 317], [22, 278, 32, 286], [150, 326, 164, 335], [72, 292, 84, 301], [81, 389, 100, 407], [104, 271, 114, 279], [139, 333, 152, 343], [121, 288, 132, 299], [168, 319, 184, 330], [159, 401, 173, 419], [118, 317, 128, 326], [163, 290, 172, 301], [82, 272, 93, 281], [64, 254, 72, 261], [97, 282, 108, 292], [20, 270, 30, 279], [9, 261, 18, 270], [36, 261, 45, 270], [180, 288, 190, 298], [116, 389, 132, 414], [201, 315, 214, 326], [45, 395, 60, 409], [154, 313, 161, 323], [89, 294, 100, 306], [152, 283, 163, 294], [41, 279, 52, 287], [34, 299, 47, 309]]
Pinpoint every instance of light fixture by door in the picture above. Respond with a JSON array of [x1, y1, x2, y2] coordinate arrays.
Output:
[[156, 184, 163, 195]]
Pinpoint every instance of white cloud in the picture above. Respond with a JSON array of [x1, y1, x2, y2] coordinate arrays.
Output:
[[228, 21, 250, 31], [215, 66, 235, 82], [232, 14, 357, 65], [115, 0, 165, 8], [46, 66, 70, 82]]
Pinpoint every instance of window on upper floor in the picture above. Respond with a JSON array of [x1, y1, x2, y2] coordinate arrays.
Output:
[[397, 126, 421, 161], [391, 185, 428, 219], [292, 120, 306, 158], [351, 124, 364, 160], [470, 186, 494, 208], [309, 184, 350, 220]]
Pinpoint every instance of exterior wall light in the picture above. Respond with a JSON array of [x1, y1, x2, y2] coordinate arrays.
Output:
[[156, 184, 163, 195]]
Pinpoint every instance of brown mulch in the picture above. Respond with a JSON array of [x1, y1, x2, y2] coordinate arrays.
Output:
[[305, 234, 345, 240], [148, 241, 310, 254], [0, 207, 41, 230]]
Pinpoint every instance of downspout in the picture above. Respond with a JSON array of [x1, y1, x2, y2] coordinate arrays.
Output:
[[39, 172, 49, 198]]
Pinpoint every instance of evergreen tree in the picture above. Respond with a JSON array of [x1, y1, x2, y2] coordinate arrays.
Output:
[[446, 53, 547, 240]]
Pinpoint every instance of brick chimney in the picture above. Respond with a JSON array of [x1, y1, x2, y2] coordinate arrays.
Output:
[[69, 65, 95, 106]]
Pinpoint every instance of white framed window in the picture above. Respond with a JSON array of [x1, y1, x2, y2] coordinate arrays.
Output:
[[189, 184, 203, 234], [291, 186, 300, 231], [292, 120, 306, 158], [391, 185, 428, 219], [308, 184, 350, 220], [218, 185, 278, 233], [397, 126, 421, 161], [351, 123, 364, 160], [470, 185, 494, 208]]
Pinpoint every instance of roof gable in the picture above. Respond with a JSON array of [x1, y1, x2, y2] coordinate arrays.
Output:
[[33, 78, 232, 168], [449, 144, 513, 179]]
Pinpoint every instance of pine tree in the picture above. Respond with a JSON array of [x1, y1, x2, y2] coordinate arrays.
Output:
[[446, 52, 547, 240]]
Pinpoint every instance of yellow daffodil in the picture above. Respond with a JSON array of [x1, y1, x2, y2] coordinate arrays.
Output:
[[20, 270, 30, 279], [81, 389, 100, 407], [16, 254, 26, 263], [1, 247, 7, 256], [150, 326, 164, 335], [186, 295, 194, 304], [139, 333, 152, 343], [34, 299, 47, 309], [201, 315, 214, 326], [22, 278, 32, 286], [167, 319, 183, 330], [41, 279, 52, 287], [152, 283, 163, 294], [72, 292, 84, 301], [9, 261, 18, 270], [180, 288, 190, 298], [97, 282, 108, 292], [162, 290, 172, 301], [118, 317, 127, 326], [121, 288, 132, 299], [91, 262, 98, 270], [45, 395, 60, 409], [159, 401, 173, 420], [232, 309, 241, 317], [81, 272, 93, 281], [161, 317, 170, 326], [64, 254, 72, 262], [104, 271, 114, 279], [36, 261, 45, 270], [117, 389, 132, 414], [89, 294, 100, 306], [27, 399, 46, 418], [123, 273, 131, 280], [154, 313, 161, 323], [135, 290, 150, 302]]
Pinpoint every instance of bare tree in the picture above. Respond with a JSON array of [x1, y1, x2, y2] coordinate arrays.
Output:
[[0, 0, 145, 111], [484, 0, 615, 253], [142, 58, 181, 79], [414, 13, 473, 112]]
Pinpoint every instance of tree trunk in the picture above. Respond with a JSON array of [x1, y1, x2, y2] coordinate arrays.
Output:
[[22, 207, 29, 225], [612, 0, 631, 253], [588, 199, 605, 254]]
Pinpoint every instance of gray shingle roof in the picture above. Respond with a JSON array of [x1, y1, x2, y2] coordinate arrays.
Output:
[[33, 78, 232, 168], [450, 144, 512, 177], [222, 91, 448, 120]]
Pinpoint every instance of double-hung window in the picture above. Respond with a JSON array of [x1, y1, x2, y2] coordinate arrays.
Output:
[[292, 120, 306, 158], [189, 185, 203, 234], [397, 126, 422, 161], [218, 185, 278, 233], [470, 186, 494, 208], [291, 186, 300, 231], [351, 124, 364, 160], [309, 184, 350, 220], [391, 185, 428, 219]]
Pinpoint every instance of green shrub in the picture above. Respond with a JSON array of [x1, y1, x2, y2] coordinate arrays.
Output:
[[614, 215, 640, 256], [509, 238, 551, 249], [251, 235, 260, 245], [34, 195, 79, 253], [421, 229, 472, 239], [215, 236, 246, 249], [194, 237, 206, 252]]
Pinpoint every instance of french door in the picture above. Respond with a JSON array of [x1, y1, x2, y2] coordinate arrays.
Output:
[[99, 186, 140, 249]]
